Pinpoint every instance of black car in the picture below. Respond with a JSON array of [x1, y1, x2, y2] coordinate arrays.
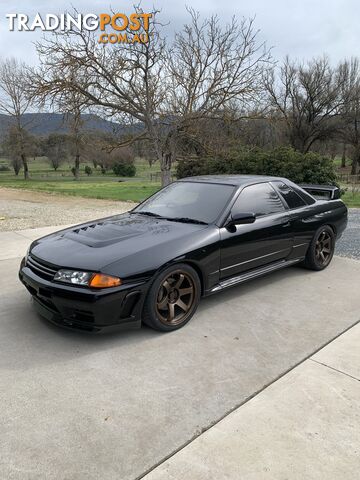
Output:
[[19, 175, 348, 332]]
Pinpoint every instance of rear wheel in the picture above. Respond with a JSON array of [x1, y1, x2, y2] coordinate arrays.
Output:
[[303, 225, 335, 270], [143, 264, 201, 332]]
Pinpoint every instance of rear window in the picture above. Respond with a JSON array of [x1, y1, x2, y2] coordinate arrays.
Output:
[[272, 182, 306, 209]]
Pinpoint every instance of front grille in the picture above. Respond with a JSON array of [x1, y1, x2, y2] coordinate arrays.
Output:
[[26, 255, 58, 281]]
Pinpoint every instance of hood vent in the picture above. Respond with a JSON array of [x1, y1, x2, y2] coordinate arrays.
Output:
[[63, 221, 143, 248], [72, 222, 104, 234]]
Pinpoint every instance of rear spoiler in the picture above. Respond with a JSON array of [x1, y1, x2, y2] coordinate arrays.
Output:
[[299, 184, 341, 200]]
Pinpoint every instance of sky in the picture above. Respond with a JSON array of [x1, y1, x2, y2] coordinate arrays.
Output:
[[0, 0, 359, 65]]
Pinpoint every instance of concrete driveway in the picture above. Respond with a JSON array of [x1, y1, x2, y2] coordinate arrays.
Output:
[[1, 227, 360, 479]]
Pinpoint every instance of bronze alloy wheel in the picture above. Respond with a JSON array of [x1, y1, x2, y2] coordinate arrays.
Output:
[[156, 270, 198, 326], [315, 230, 333, 267]]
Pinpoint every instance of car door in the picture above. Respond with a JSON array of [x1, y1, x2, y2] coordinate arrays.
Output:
[[219, 182, 293, 279], [271, 180, 315, 260]]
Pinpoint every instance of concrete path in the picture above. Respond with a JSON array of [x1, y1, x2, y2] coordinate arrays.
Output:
[[144, 324, 360, 480], [0, 226, 359, 479], [0, 225, 72, 260]]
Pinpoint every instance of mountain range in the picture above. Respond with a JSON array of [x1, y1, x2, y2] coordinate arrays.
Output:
[[0, 113, 127, 138]]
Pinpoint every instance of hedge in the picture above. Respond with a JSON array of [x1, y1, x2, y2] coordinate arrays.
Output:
[[176, 147, 338, 186]]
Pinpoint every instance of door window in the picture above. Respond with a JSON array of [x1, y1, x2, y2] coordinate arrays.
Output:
[[231, 183, 285, 217]]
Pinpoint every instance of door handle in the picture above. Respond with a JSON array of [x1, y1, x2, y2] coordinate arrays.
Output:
[[281, 220, 291, 227]]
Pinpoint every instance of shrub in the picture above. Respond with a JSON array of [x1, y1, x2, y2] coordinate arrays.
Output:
[[84, 165, 93, 176], [176, 157, 207, 178], [176, 147, 338, 186], [113, 162, 136, 177], [0, 164, 10, 172]]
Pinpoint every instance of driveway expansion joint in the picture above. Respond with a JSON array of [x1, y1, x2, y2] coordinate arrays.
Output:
[[309, 358, 360, 382], [135, 316, 360, 480]]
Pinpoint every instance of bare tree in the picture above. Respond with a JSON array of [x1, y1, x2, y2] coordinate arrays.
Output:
[[0, 58, 32, 179], [264, 56, 344, 153], [341, 142, 347, 168], [83, 133, 134, 173], [10, 156, 22, 175], [338, 58, 360, 175], [2, 125, 37, 176], [29, 61, 88, 180], [132, 138, 157, 168], [29, 8, 164, 179], [65, 100, 86, 180], [43, 133, 69, 171], [159, 10, 271, 183], [31, 8, 271, 186]]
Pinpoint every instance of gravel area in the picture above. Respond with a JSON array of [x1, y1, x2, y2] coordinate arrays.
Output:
[[0, 188, 134, 231], [335, 208, 360, 260], [1, 187, 359, 259]]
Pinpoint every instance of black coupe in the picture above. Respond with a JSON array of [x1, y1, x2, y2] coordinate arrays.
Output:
[[19, 175, 348, 332]]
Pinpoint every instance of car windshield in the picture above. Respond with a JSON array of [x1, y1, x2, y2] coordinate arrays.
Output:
[[133, 181, 235, 224]]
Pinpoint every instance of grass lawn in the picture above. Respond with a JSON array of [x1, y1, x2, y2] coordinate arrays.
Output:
[[341, 189, 360, 208], [1, 156, 360, 207], [0, 178, 160, 202], [0, 157, 161, 203]]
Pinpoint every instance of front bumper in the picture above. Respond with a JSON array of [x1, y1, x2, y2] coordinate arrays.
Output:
[[19, 258, 147, 332]]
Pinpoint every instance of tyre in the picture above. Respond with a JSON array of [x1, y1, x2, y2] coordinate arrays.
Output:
[[143, 263, 201, 332], [303, 225, 335, 271]]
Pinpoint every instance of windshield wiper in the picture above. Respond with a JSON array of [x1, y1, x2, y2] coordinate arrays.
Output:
[[164, 217, 208, 225], [130, 211, 163, 218], [130, 211, 207, 225]]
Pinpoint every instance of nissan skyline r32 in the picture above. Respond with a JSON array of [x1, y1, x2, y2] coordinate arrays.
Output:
[[19, 175, 348, 332]]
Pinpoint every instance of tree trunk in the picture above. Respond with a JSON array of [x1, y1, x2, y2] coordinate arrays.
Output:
[[74, 154, 80, 180], [341, 144, 346, 168], [291, 138, 308, 153], [351, 151, 359, 175], [161, 152, 172, 187], [21, 154, 29, 180]]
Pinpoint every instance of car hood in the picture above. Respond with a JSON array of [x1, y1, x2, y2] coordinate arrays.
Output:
[[30, 213, 212, 276]]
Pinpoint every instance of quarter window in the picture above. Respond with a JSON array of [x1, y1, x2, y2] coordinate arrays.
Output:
[[231, 183, 285, 217], [273, 181, 306, 209]]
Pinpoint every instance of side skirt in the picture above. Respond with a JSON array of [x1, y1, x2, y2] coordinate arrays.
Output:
[[206, 258, 303, 295]]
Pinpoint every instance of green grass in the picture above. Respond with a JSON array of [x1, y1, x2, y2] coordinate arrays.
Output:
[[1, 156, 359, 207], [0, 156, 161, 203], [341, 189, 360, 208], [0, 178, 160, 202]]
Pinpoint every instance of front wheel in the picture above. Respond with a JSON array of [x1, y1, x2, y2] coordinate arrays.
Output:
[[142, 263, 201, 332], [303, 225, 335, 271]]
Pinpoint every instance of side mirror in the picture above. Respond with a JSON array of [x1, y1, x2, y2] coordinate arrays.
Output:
[[226, 212, 256, 229]]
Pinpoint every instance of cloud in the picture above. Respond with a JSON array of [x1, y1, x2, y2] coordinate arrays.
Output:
[[0, 0, 358, 65]]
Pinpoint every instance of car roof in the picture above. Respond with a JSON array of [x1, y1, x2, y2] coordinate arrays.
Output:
[[179, 175, 287, 187]]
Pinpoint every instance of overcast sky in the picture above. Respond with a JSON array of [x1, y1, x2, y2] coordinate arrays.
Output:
[[0, 0, 359, 65]]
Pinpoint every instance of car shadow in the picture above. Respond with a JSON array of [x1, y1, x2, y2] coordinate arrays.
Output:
[[0, 263, 323, 372]]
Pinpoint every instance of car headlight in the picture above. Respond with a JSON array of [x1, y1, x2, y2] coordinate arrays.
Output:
[[54, 270, 122, 288], [54, 270, 93, 285]]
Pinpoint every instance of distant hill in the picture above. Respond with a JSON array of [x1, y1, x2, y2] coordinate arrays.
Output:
[[0, 113, 132, 138]]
